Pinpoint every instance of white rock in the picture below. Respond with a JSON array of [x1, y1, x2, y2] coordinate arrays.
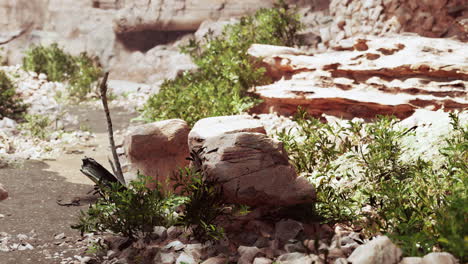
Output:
[[348, 236, 402, 264], [155, 252, 177, 264], [164, 240, 185, 251], [277, 252, 319, 264], [38, 73, 47, 80], [238, 246, 261, 264], [421, 252, 458, 264], [176, 252, 196, 264], [0, 118, 17, 129], [253, 257, 273, 264], [188, 115, 266, 150]]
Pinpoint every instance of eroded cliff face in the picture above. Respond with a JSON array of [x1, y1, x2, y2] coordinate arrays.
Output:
[[319, 0, 467, 49], [0, 0, 466, 85]]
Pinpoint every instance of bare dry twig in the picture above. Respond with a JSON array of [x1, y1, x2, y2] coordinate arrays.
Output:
[[99, 71, 125, 184]]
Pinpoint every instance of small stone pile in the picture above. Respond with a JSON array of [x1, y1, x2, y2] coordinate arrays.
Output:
[[95, 220, 459, 264]]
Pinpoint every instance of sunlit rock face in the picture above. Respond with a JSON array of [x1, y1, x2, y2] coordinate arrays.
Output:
[[123, 119, 190, 190], [321, 0, 467, 48], [248, 35, 468, 120]]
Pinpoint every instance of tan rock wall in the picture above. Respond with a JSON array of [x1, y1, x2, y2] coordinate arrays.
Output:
[[321, 0, 467, 47]]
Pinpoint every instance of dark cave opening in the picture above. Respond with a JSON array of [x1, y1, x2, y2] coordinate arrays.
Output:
[[115, 30, 195, 52]]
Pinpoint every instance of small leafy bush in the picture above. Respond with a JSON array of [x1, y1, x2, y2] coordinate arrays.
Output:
[[19, 114, 51, 139], [141, 1, 303, 125], [72, 174, 185, 239], [0, 70, 27, 120], [22, 43, 101, 99], [74, 151, 227, 243], [278, 110, 467, 260], [173, 166, 226, 242]]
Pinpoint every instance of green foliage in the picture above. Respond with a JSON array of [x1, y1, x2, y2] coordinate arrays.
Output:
[[22, 43, 101, 99], [278, 110, 467, 260], [74, 147, 228, 243], [19, 114, 51, 139], [0, 70, 27, 120], [142, 1, 303, 125], [72, 174, 185, 239], [68, 53, 102, 98], [23, 43, 76, 82], [173, 166, 226, 242]]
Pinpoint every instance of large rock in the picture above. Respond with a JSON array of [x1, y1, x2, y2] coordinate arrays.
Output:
[[249, 36, 468, 120], [188, 115, 266, 150], [124, 119, 190, 189], [348, 236, 402, 264], [0, 183, 8, 201], [198, 132, 315, 206]]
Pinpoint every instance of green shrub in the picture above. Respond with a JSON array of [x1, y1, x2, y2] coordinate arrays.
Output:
[[0, 70, 27, 120], [141, 1, 303, 126], [278, 110, 467, 260], [19, 114, 51, 139], [23, 43, 76, 82], [22, 43, 101, 99], [74, 150, 227, 243], [72, 174, 186, 239], [173, 166, 226, 242]]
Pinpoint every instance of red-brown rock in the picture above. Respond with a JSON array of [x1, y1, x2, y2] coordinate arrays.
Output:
[[124, 119, 190, 190]]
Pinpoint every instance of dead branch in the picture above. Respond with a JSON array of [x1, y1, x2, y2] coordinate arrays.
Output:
[[99, 71, 125, 185]]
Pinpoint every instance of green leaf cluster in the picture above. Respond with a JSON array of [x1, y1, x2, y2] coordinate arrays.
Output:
[[0, 70, 27, 120], [278, 110, 467, 260], [19, 114, 51, 139], [72, 174, 186, 239], [173, 166, 226, 242], [22, 43, 101, 99], [141, 1, 303, 126], [74, 159, 227, 243]]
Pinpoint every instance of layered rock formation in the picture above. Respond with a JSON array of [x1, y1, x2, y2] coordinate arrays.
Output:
[[248, 35, 468, 120], [198, 131, 315, 206]]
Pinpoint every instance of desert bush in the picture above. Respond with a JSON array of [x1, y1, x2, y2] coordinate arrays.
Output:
[[173, 167, 226, 242], [72, 174, 186, 239], [141, 1, 303, 126], [278, 110, 467, 260], [19, 114, 51, 139], [74, 151, 227, 242], [0, 70, 27, 120], [22, 43, 101, 99]]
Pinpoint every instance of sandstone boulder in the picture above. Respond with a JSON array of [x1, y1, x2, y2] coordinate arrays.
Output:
[[124, 119, 190, 189], [198, 132, 315, 206], [188, 115, 266, 151], [0, 183, 8, 201]]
